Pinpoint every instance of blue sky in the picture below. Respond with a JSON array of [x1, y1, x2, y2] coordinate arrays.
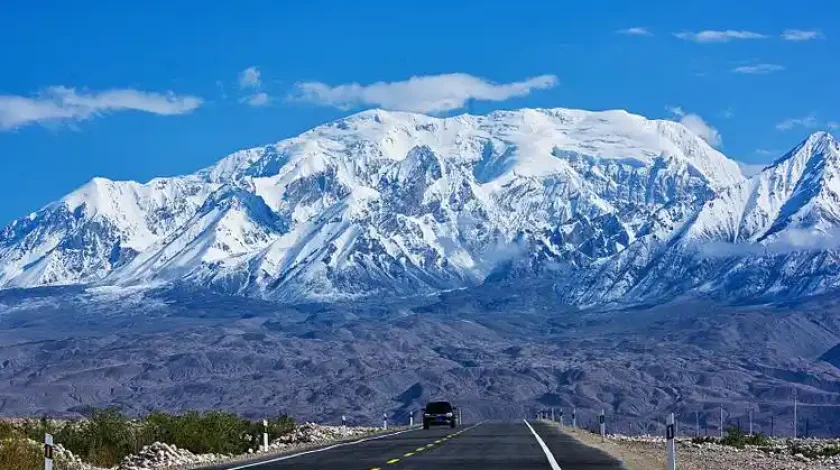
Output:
[[1, 0, 838, 225]]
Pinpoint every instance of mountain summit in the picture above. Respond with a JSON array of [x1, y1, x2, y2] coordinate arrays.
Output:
[[2, 109, 837, 305]]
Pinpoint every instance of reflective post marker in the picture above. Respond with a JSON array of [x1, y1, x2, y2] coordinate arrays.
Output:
[[342, 415, 347, 429], [409, 412, 414, 427], [559, 409, 564, 427], [458, 407, 462, 425], [44, 433, 54, 470], [572, 408, 576, 428], [666, 413, 676, 470], [551, 408, 555, 422], [383, 413, 388, 430], [262, 419, 268, 451], [599, 410, 605, 438]]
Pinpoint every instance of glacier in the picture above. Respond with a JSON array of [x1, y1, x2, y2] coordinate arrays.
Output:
[[1, 107, 838, 306]]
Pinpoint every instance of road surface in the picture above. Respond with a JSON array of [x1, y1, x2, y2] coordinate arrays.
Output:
[[212, 421, 624, 470]]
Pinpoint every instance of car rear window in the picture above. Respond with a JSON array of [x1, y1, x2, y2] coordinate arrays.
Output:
[[425, 402, 452, 413]]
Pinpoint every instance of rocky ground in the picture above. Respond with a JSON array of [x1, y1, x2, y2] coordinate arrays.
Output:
[[562, 426, 840, 470]]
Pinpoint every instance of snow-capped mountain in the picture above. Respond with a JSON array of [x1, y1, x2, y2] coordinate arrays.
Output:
[[2, 107, 837, 305]]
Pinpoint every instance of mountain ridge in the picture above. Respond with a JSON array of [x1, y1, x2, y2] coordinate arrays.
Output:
[[1, 107, 837, 306]]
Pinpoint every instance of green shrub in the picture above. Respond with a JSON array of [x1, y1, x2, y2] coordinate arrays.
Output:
[[720, 427, 771, 448], [3, 409, 296, 468]]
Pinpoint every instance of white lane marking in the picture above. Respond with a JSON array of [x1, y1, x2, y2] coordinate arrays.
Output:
[[224, 427, 422, 470], [523, 420, 562, 470]]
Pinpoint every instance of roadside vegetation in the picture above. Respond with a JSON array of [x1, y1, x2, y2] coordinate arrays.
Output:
[[691, 428, 772, 448], [0, 408, 296, 468]]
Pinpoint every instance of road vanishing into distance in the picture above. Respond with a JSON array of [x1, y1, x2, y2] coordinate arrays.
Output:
[[211, 421, 624, 470]]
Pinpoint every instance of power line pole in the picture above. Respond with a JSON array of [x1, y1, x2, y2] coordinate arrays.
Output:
[[793, 388, 798, 439]]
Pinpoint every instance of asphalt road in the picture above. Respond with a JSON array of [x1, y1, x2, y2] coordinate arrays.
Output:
[[213, 421, 625, 470]]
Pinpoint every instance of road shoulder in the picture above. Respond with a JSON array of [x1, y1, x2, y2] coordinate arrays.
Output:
[[538, 422, 662, 470]]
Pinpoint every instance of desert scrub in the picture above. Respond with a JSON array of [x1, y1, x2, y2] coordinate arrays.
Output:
[[48, 408, 296, 466]]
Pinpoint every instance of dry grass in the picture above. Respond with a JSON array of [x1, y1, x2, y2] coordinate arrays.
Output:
[[0, 437, 43, 470]]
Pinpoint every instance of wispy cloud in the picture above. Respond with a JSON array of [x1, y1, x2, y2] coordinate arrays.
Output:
[[782, 29, 824, 41], [616, 27, 652, 36], [237, 66, 271, 107], [289, 73, 558, 114], [667, 106, 722, 147], [776, 114, 818, 131], [0, 86, 202, 131], [755, 149, 778, 156], [674, 30, 767, 43], [699, 228, 840, 258], [240, 92, 270, 107], [828, 122, 839, 130], [238, 66, 261, 89], [733, 63, 785, 74]]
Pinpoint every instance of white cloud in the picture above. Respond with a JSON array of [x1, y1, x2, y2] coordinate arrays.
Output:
[[238, 66, 261, 89], [667, 106, 722, 147], [755, 149, 777, 156], [0, 86, 202, 130], [241, 92, 270, 107], [699, 228, 840, 258], [616, 27, 652, 36], [782, 29, 824, 41], [289, 73, 558, 114], [674, 30, 767, 43], [736, 161, 767, 177], [776, 114, 818, 131], [733, 64, 785, 74]]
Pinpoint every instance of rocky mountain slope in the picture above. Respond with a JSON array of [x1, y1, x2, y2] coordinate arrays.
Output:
[[1, 107, 838, 305]]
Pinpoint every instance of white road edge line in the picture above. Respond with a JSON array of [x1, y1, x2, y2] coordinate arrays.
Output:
[[523, 420, 562, 470], [224, 426, 422, 470]]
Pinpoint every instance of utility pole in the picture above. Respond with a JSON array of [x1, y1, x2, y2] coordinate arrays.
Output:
[[793, 388, 798, 439]]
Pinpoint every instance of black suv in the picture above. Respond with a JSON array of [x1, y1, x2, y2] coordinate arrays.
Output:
[[422, 401, 457, 429]]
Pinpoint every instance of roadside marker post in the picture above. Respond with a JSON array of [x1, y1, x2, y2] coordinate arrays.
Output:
[[719, 406, 723, 438], [599, 410, 605, 439], [262, 419, 268, 451], [458, 407, 462, 425], [342, 415, 347, 429], [559, 409, 564, 427], [551, 408, 555, 422], [44, 433, 54, 470], [572, 408, 576, 428], [409, 411, 414, 427], [666, 413, 676, 470], [383, 413, 388, 430]]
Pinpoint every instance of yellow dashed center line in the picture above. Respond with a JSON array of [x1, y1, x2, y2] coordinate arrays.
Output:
[[381, 423, 482, 467]]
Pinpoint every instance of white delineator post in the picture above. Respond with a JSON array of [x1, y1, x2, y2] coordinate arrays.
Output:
[[599, 410, 606, 439], [572, 408, 576, 428], [719, 406, 724, 438], [458, 407, 462, 425], [44, 433, 54, 470], [262, 419, 268, 451], [666, 413, 676, 470], [409, 412, 414, 427], [383, 413, 388, 430], [551, 408, 555, 422], [749, 410, 753, 436], [342, 415, 347, 430], [559, 409, 564, 427]]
